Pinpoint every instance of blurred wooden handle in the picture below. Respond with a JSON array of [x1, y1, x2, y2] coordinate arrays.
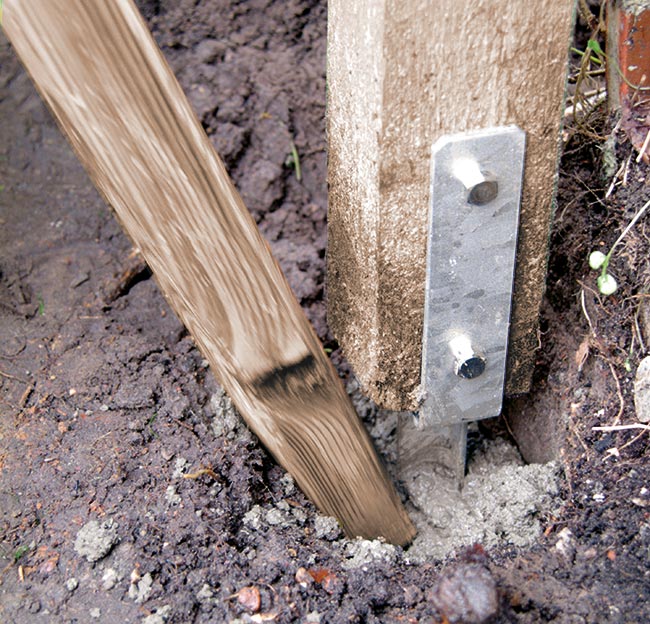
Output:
[[2, 0, 415, 544]]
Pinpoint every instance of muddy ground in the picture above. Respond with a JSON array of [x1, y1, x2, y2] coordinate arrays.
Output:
[[1, 1, 650, 622]]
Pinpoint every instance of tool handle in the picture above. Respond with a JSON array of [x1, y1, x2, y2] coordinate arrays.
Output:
[[3, 0, 415, 544]]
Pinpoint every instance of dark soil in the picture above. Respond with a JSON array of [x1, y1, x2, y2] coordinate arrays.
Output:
[[1, 2, 649, 623]]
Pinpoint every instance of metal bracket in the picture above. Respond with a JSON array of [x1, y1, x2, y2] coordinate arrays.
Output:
[[401, 126, 525, 488], [419, 125, 526, 430]]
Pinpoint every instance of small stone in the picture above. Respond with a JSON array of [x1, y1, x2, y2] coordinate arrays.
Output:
[[265, 507, 285, 526], [90, 607, 101, 619], [172, 457, 188, 479], [342, 538, 397, 569], [129, 572, 153, 603], [161, 449, 174, 462], [305, 611, 322, 623], [634, 357, 650, 423], [141, 605, 171, 624], [280, 474, 295, 495], [430, 564, 499, 624], [554, 527, 575, 562], [237, 586, 261, 612], [102, 568, 119, 590], [242, 505, 263, 530], [196, 583, 214, 601], [165, 485, 181, 506], [65, 578, 79, 592], [313, 515, 341, 540], [295, 567, 314, 588], [74, 518, 119, 562]]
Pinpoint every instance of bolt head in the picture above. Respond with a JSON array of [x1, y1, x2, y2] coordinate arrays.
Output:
[[456, 355, 486, 379], [468, 180, 498, 205]]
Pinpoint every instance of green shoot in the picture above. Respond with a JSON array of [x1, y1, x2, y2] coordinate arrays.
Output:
[[147, 413, 158, 437], [13, 545, 28, 563], [37, 295, 45, 316], [589, 198, 650, 296], [571, 46, 602, 66], [586, 38, 650, 92], [286, 141, 302, 182]]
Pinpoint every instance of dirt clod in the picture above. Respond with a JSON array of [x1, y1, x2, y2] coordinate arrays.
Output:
[[73, 519, 119, 563]]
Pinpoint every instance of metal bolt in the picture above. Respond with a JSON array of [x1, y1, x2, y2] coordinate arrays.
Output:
[[451, 157, 498, 205], [448, 334, 486, 379]]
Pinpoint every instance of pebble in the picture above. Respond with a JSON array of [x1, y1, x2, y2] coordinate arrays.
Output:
[[430, 564, 499, 624], [342, 538, 397, 569], [314, 515, 341, 540], [172, 457, 189, 478], [165, 485, 182, 506], [265, 507, 285, 526], [237, 586, 261, 612], [65, 578, 79, 592], [555, 527, 576, 562], [90, 607, 101, 619], [634, 357, 650, 423], [102, 568, 119, 590], [295, 567, 314, 589], [129, 572, 153, 603], [141, 605, 171, 624]]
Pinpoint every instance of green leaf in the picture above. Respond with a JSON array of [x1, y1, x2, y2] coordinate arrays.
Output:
[[14, 545, 29, 563], [597, 273, 618, 296], [587, 39, 604, 56], [589, 250, 607, 270]]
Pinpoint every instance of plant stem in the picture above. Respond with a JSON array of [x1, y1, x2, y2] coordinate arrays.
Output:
[[600, 198, 650, 281]]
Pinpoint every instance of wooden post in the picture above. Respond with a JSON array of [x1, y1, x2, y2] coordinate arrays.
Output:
[[2, 0, 415, 545], [607, 0, 650, 160], [327, 0, 576, 411]]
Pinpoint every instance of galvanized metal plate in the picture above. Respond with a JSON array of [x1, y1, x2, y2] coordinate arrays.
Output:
[[419, 126, 525, 428]]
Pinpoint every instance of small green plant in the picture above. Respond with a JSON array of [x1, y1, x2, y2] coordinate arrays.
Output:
[[286, 141, 302, 182], [37, 295, 45, 315], [147, 413, 158, 438], [584, 39, 650, 93], [13, 545, 29, 563], [589, 198, 650, 296]]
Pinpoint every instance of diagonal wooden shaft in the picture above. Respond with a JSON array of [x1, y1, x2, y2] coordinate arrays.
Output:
[[3, 0, 415, 545]]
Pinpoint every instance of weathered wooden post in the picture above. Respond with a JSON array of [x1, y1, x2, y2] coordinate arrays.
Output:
[[2, 0, 415, 545], [327, 0, 576, 471], [607, 0, 650, 159]]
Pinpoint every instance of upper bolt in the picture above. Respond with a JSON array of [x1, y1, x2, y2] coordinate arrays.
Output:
[[451, 157, 498, 205]]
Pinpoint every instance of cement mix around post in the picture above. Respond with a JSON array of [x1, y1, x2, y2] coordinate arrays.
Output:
[[401, 434, 561, 562]]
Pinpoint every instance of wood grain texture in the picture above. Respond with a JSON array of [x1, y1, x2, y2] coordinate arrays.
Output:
[[3, 0, 415, 545], [328, 0, 575, 410]]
